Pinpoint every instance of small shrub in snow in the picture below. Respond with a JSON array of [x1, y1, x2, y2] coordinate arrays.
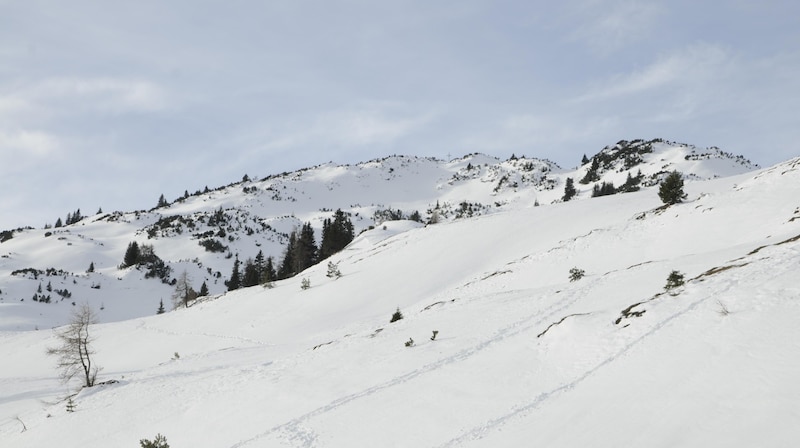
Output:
[[390, 308, 404, 323], [430, 330, 439, 341], [665, 270, 685, 292], [405, 338, 415, 347], [569, 267, 585, 282], [326, 261, 342, 279], [66, 396, 76, 413], [140, 434, 169, 448], [301, 278, 311, 290]]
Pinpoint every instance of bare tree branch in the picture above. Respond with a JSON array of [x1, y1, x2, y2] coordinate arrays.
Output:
[[46, 303, 100, 388]]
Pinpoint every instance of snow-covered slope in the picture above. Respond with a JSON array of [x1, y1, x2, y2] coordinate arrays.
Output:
[[0, 151, 796, 447], [0, 140, 758, 331]]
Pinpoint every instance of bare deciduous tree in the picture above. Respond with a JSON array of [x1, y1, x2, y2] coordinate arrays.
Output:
[[172, 270, 197, 309], [46, 303, 100, 388]]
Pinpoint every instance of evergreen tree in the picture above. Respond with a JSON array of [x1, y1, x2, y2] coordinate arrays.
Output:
[[278, 232, 297, 279], [261, 256, 277, 285], [293, 222, 318, 274], [54, 217, 63, 228], [319, 209, 354, 260], [157, 194, 168, 208], [562, 177, 577, 202], [658, 171, 687, 205], [157, 299, 165, 315], [123, 241, 141, 267], [254, 250, 266, 277], [87, 262, 95, 273], [199, 281, 209, 297], [580, 157, 600, 184], [242, 258, 260, 288], [226, 255, 242, 291], [581, 154, 590, 165]]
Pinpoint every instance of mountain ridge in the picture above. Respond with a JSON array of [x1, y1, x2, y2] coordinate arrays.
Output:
[[0, 139, 760, 331]]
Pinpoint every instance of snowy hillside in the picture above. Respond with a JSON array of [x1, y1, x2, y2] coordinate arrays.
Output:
[[0, 148, 797, 447], [0, 140, 758, 331]]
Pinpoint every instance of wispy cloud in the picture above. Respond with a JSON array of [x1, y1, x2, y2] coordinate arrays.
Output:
[[567, 0, 665, 55], [0, 129, 60, 157], [34, 77, 171, 113], [572, 43, 732, 103]]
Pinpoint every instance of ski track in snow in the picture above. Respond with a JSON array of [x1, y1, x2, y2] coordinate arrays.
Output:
[[227, 275, 599, 448], [436, 253, 774, 447], [235, 241, 783, 448]]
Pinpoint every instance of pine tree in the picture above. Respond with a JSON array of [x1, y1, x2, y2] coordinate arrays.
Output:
[[87, 262, 95, 273], [665, 270, 685, 291], [293, 222, 318, 274], [123, 241, 140, 267], [562, 177, 577, 202], [55, 217, 63, 228], [581, 154, 590, 165], [278, 232, 298, 280], [658, 171, 687, 205], [199, 281, 209, 297], [242, 258, 260, 288], [157, 299, 165, 315], [319, 210, 354, 260], [157, 194, 168, 208], [226, 256, 242, 291], [261, 256, 277, 285]]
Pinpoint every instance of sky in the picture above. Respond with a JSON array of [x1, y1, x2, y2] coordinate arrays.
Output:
[[1, 0, 798, 230]]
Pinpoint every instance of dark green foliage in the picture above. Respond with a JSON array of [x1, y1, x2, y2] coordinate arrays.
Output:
[[579, 157, 600, 184], [319, 209, 354, 260], [65, 209, 83, 226], [618, 170, 643, 193], [54, 218, 63, 228], [157, 299, 165, 315], [198, 238, 228, 253], [294, 223, 318, 274], [405, 338, 414, 347], [140, 434, 169, 448], [562, 177, 577, 202], [390, 307, 404, 323], [408, 210, 423, 223], [199, 281, 209, 297], [665, 270, 685, 291], [569, 267, 585, 282], [123, 242, 141, 268], [242, 258, 260, 288], [658, 171, 687, 205], [277, 232, 297, 280], [87, 262, 95, 273], [156, 194, 169, 208], [262, 256, 277, 285], [591, 181, 616, 197], [1, 229, 16, 242], [226, 255, 242, 291], [581, 154, 590, 165]]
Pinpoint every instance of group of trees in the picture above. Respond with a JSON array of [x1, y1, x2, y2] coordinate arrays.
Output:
[[563, 170, 681, 204], [225, 209, 354, 292], [226, 250, 277, 291], [53, 209, 85, 228], [120, 242, 172, 282]]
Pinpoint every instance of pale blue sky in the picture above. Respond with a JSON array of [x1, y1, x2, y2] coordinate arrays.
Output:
[[1, 0, 798, 230]]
